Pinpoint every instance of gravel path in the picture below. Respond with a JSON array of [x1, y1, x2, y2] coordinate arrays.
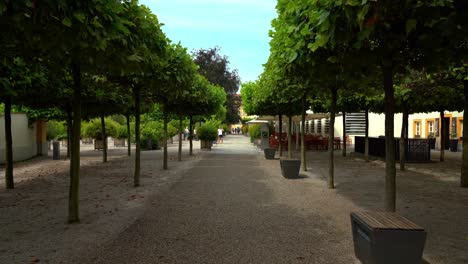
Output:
[[88, 136, 359, 264], [1, 135, 467, 263]]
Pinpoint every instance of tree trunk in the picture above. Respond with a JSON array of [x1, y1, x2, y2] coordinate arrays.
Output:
[[400, 104, 408, 171], [126, 114, 131, 156], [328, 87, 337, 189], [342, 111, 346, 157], [301, 96, 307, 171], [440, 110, 445, 162], [133, 86, 141, 187], [68, 59, 82, 223], [66, 106, 72, 159], [4, 96, 14, 189], [295, 123, 299, 151], [163, 109, 168, 170], [100, 114, 107, 163], [288, 116, 293, 159], [189, 115, 193, 156], [279, 114, 283, 157], [365, 108, 369, 162], [461, 80, 468, 187], [178, 117, 183, 161], [383, 59, 396, 212]]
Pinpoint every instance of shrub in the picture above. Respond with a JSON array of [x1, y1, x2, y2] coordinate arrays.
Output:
[[141, 120, 164, 142], [242, 125, 249, 134], [83, 118, 119, 139], [249, 124, 261, 140], [197, 122, 218, 141], [47, 120, 67, 140], [115, 124, 129, 139]]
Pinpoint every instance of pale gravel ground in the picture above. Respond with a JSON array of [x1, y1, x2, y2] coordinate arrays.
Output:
[[0, 141, 200, 264], [1, 136, 467, 264]]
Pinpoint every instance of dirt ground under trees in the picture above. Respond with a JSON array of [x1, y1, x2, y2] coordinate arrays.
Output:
[[1, 139, 467, 264], [0, 143, 200, 263]]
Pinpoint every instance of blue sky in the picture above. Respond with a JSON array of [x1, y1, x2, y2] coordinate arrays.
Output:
[[139, 0, 277, 84]]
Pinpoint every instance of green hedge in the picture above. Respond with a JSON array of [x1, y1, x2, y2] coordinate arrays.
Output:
[[47, 121, 67, 140], [249, 125, 261, 141], [82, 118, 119, 139], [242, 125, 249, 134], [197, 122, 218, 141]]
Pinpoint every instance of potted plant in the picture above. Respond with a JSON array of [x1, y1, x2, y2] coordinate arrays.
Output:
[[249, 124, 261, 145], [280, 158, 301, 179], [197, 122, 218, 150], [140, 120, 163, 150], [450, 130, 458, 152], [83, 118, 118, 150], [114, 124, 128, 147]]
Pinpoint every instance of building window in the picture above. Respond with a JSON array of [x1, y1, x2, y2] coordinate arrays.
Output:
[[345, 112, 366, 135], [428, 121, 434, 136], [415, 122, 421, 137]]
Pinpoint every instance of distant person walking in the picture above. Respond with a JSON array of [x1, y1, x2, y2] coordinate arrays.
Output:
[[184, 127, 189, 141], [218, 127, 224, 144]]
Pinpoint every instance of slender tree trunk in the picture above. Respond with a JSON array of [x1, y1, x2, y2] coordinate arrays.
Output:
[[365, 109, 369, 162], [126, 114, 131, 156], [288, 115, 293, 159], [66, 106, 72, 159], [100, 114, 107, 163], [163, 109, 168, 170], [4, 96, 14, 189], [178, 117, 182, 161], [440, 110, 445, 162], [383, 59, 396, 212], [189, 115, 193, 156], [133, 86, 141, 187], [68, 58, 82, 223], [328, 87, 337, 189], [342, 111, 347, 157], [279, 114, 283, 157], [461, 80, 468, 187], [301, 96, 307, 171], [295, 123, 299, 151], [400, 104, 408, 171]]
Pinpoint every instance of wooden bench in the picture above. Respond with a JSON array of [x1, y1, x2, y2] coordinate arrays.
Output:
[[351, 211, 426, 264]]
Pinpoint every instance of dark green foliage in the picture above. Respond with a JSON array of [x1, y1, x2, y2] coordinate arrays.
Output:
[[197, 122, 218, 141], [83, 118, 118, 139], [193, 47, 241, 124], [47, 121, 67, 140]]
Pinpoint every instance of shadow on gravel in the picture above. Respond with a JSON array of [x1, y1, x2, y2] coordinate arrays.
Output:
[[306, 152, 468, 264]]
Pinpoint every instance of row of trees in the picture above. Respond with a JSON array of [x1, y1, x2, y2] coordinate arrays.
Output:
[[242, 0, 467, 211], [1, 0, 227, 223]]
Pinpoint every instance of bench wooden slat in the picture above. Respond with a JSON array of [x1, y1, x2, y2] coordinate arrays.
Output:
[[352, 211, 424, 231]]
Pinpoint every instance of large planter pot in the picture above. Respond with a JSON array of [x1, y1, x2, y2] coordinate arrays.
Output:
[[280, 159, 301, 179], [450, 139, 458, 152], [94, 139, 104, 150], [114, 138, 126, 147], [200, 140, 212, 150], [264, 148, 276, 160]]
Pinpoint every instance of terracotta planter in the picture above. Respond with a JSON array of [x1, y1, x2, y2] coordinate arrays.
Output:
[[264, 148, 276, 160], [280, 159, 301, 179]]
